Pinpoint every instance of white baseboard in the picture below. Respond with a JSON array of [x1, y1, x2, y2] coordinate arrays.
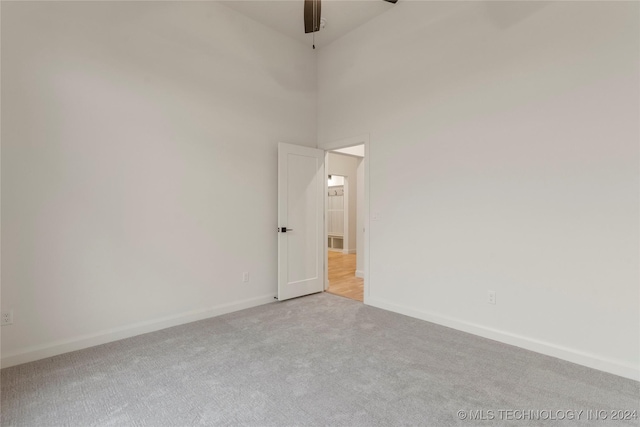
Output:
[[343, 249, 357, 254], [1, 294, 275, 369], [355, 270, 364, 278], [366, 297, 639, 382]]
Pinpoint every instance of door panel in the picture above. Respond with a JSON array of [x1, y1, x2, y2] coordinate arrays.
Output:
[[278, 143, 325, 301]]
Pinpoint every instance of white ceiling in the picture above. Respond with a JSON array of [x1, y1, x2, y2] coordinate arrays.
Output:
[[220, 0, 395, 49], [333, 145, 365, 157]]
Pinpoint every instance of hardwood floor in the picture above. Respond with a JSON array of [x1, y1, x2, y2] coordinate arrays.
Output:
[[327, 251, 363, 302]]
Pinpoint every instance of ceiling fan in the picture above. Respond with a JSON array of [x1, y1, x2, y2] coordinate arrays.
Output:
[[304, 0, 397, 35]]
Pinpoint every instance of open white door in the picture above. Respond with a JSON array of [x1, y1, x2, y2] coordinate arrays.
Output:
[[278, 143, 325, 301]]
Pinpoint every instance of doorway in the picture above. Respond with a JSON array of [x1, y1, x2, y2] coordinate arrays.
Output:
[[325, 146, 365, 302]]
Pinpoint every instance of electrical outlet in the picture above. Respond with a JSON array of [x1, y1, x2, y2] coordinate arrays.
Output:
[[487, 290, 496, 305], [242, 272, 249, 283], [1, 310, 13, 326]]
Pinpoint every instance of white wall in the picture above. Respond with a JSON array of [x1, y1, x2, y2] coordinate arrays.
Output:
[[318, 1, 639, 379], [327, 152, 358, 253], [1, 2, 316, 366]]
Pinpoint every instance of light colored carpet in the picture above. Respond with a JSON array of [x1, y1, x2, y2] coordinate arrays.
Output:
[[1, 293, 638, 426]]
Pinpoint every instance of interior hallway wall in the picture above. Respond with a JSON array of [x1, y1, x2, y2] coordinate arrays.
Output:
[[356, 158, 365, 277], [327, 152, 359, 254]]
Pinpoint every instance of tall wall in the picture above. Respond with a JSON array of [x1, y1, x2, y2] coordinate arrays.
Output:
[[1, 1, 317, 366], [318, 1, 639, 379]]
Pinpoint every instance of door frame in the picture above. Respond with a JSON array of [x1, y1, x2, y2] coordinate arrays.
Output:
[[319, 134, 370, 304]]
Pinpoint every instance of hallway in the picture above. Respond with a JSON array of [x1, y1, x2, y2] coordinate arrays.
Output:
[[327, 251, 363, 302]]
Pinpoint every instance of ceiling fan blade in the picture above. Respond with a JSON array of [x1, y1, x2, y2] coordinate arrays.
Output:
[[383, 0, 398, 3], [304, 0, 322, 34]]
